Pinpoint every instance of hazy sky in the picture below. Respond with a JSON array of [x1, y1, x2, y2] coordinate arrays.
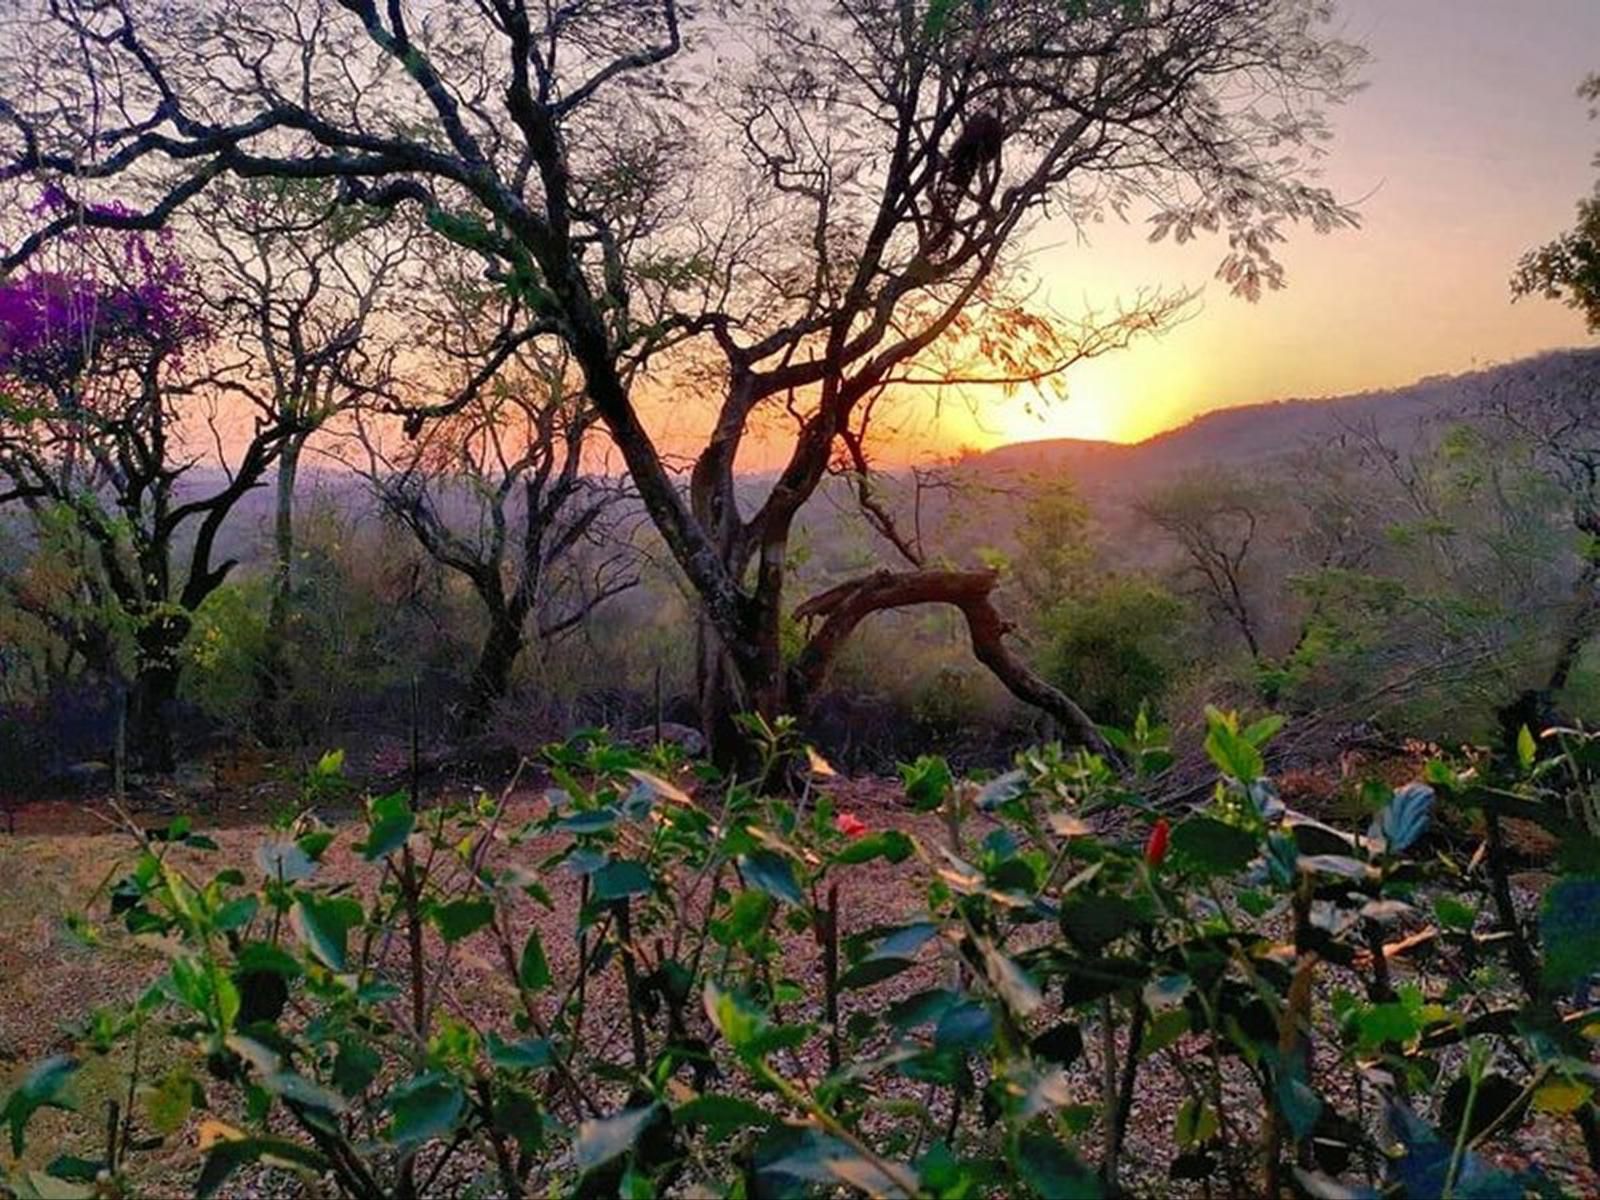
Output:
[[925, 0, 1600, 450]]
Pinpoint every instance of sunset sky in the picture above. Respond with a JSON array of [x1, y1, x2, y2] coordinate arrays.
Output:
[[921, 0, 1600, 452]]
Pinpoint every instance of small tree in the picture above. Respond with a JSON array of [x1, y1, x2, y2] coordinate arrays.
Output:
[[1474, 356, 1600, 694], [0, 192, 285, 771], [185, 179, 421, 739], [353, 346, 639, 730], [1509, 77, 1600, 692], [1013, 475, 1095, 612], [1138, 468, 1270, 660], [1513, 73, 1600, 332]]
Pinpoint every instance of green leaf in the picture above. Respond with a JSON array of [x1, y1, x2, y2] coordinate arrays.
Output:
[[558, 808, 619, 835], [361, 792, 414, 861], [838, 956, 916, 990], [766, 1133, 920, 1196], [576, 1103, 660, 1173], [487, 1035, 554, 1071], [592, 859, 653, 903], [2, 1056, 78, 1156], [1241, 714, 1286, 748], [214, 896, 259, 933], [704, 982, 768, 1053], [1176, 1097, 1219, 1149], [868, 922, 939, 962], [887, 989, 961, 1030], [518, 928, 552, 992], [1170, 818, 1258, 876], [387, 1072, 466, 1147], [1541, 876, 1600, 990], [431, 898, 495, 944], [262, 1071, 348, 1114], [1275, 1070, 1322, 1139], [1433, 895, 1476, 932], [899, 756, 952, 811], [934, 1002, 994, 1052], [833, 830, 914, 865], [143, 1068, 197, 1135], [196, 1136, 328, 1200], [1355, 1000, 1421, 1049], [1517, 724, 1537, 771], [1013, 1132, 1102, 1199], [923, 0, 960, 40], [1060, 896, 1143, 950], [1204, 717, 1263, 783], [739, 850, 805, 906], [291, 894, 363, 972], [332, 1039, 381, 1097], [674, 1093, 774, 1138], [235, 941, 303, 979]]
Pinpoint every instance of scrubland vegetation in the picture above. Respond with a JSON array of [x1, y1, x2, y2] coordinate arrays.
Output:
[[0, 0, 1598, 1196]]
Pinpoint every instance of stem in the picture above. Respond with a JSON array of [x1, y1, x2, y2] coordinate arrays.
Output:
[[820, 883, 841, 1074], [1104, 997, 1147, 1185], [615, 898, 650, 1075], [1481, 800, 1541, 996], [1443, 1057, 1483, 1198]]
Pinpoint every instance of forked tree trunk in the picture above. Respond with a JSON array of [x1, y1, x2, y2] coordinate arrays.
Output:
[[790, 569, 1114, 759]]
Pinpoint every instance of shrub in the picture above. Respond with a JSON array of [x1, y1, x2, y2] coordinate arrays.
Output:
[[3, 711, 1598, 1198], [1041, 577, 1189, 726]]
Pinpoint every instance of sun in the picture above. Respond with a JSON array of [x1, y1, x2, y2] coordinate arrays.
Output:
[[918, 361, 1156, 456]]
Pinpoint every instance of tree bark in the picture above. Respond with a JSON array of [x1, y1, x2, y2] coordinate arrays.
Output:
[[258, 435, 303, 743], [130, 614, 189, 774], [791, 569, 1114, 758], [463, 615, 525, 732]]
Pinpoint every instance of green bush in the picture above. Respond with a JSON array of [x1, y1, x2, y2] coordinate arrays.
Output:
[[1041, 578, 1189, 726], [3, 711, 1598, 1198]]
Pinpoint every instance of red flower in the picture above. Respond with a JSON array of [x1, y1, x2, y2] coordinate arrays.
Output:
[[835, 812, 869, 839], [1144, 818, 1171, 867]]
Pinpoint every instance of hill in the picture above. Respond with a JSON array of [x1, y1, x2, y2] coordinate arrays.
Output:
[[970, 348, 1600, 497]]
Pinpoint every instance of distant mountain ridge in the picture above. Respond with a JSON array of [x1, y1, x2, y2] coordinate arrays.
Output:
[[971, 348, 1600, 494]]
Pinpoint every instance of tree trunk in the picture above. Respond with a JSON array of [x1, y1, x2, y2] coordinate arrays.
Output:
[[130, 615, 188, 774], [791, 569, 1115, 759], [257, 436, 302, 743], [462, 615, 525, 732], [695, 615, 768, 774]]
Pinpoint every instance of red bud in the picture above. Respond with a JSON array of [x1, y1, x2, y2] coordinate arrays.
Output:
[[1144, 818, 1170, 867]]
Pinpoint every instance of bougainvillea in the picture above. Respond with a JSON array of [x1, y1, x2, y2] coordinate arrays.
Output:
[[0, 187, 206, 388]]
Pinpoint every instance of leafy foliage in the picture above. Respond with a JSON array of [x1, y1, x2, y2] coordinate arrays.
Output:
[[3, 716, 1599, 1198]]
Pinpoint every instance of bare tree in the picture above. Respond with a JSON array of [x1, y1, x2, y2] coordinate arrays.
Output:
[[1474, 354, 1600, 693], [0, 0, 1365, 763], [184, 179, 420, 737], [1139, 469, 1269, 660], [352, 345, 638, 731]]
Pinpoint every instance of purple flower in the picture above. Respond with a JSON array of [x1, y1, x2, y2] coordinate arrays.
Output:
[[0, 191, 208, 388]]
